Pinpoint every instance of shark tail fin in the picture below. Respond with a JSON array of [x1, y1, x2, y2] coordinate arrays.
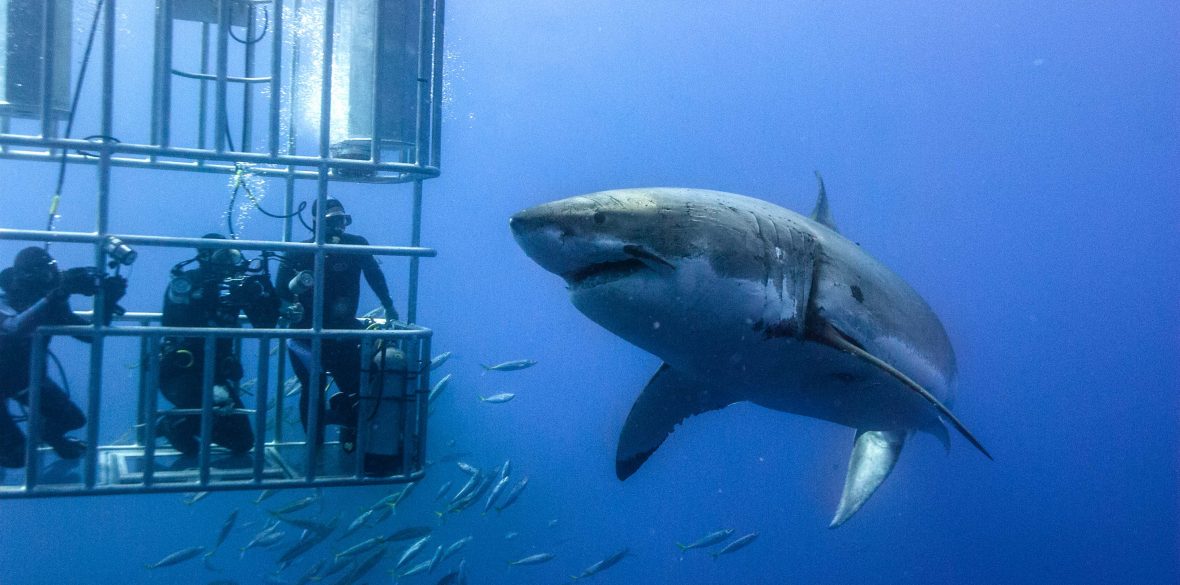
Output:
[[830, 429, 906, 528], [819, 323, 993, 460]]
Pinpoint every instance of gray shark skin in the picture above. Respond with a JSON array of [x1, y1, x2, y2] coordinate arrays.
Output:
[[509, 179, 989, 527]]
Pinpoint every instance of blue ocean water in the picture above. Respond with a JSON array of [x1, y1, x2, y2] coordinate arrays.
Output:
[[1, 1, 1177, 584]]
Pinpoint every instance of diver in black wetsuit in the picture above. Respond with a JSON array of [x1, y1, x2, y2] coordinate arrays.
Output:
[[275, 198, 398, 451], [0, 246, 126, 468], [157, 235, 280, 456]]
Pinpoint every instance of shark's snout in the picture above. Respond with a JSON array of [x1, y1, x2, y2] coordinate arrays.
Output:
[[511, 198, 671, 290], [508, 207, 550, 239], [510, 203, 588, 278]]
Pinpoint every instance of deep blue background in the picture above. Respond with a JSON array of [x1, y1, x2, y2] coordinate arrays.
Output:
[[0, 1, 1176, 583]]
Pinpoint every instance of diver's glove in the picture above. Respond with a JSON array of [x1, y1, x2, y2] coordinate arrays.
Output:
[[382, 301, 399, 324], [103, 275, 127, 301], [212, 384, 234, 413]]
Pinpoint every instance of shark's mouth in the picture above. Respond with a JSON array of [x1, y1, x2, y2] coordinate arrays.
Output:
[[566, 258, 648, 290], [565, 245, 674, 290]]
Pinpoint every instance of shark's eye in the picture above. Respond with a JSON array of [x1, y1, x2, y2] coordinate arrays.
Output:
[[593, 211, 606, 225]]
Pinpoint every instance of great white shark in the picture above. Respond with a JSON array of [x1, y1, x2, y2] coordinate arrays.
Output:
[[509, 177, 990, 527]]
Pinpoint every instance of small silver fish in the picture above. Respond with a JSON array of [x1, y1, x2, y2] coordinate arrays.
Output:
[[239, 378, 257, 395], [284, 376, 301, 397], [342, 508, 374, 539], [440, 536, 472, 563], [146, 546, 207, 569], [269, 495, 318, 516], [504, 531, 519, 540], [508, 552, 555, 566], [457, 476, 495, 513], [711, 531, 758, 558], [388, 481, 417, 510], [336, 545, 387, 585], [495, 476, 528, 512], [181, 491, 210, 505], [370, 504, 394, 525], [239, 529, 285, 557], [483, 475, 511, 515], [428, 374, 453, 403], [253, 489, 278, 504], [426, 544, 444, 573], [276, 518, 336, 569], [572, 547, 629, 579], [271, 513, 337, 535], [397, 558, 433, 578], [430, 352, 453, 370], [676, 528, 733, 551], [335, 535, 386, 562], [455, 461, 480, 475], [434, 480, 454, 501], [450, 472, 482, 504], [384, 526, 433, 542], [479, 392, 515, 403], [480, 359, 538, 372], [213, 508, 239, 549], [395, 536, 431, 570]]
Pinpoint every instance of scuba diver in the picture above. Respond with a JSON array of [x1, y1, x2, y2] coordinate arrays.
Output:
[[275, 198, 398, 453], [0, 246, 126, 468], [157, 234, 279, 457]]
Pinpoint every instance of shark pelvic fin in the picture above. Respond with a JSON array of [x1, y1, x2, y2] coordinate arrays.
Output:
[[818, 323, 993, 461], [810, 171, 839, 233], [830, 429, 906, 528], [616, 364, 732, 480]]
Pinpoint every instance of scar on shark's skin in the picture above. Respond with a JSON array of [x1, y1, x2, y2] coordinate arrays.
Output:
[[850, 285, 864, 303], [511, 176, 989, 528]]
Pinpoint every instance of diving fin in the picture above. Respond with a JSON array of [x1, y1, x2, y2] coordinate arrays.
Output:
[[830, 429, 906, 528], [616, 364, 733, 480], [818, 323, 993, 460]]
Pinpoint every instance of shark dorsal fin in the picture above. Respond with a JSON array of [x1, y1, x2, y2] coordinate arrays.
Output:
[[810, 171, 839, 233]]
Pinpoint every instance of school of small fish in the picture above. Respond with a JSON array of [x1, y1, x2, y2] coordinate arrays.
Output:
[[142, 353, 758, 583]]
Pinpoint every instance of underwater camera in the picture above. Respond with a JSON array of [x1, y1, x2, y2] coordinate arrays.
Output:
[[103, 236, 137, 267]]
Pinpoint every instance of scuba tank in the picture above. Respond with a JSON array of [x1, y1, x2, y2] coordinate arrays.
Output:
[[360, 343, 413, 477]]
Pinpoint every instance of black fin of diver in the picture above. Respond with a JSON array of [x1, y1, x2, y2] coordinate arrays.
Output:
[[830, 429, 906, 529], [616, 364, 733, 480], [818, 323, 993, 460], [810, 171, 839, 233]]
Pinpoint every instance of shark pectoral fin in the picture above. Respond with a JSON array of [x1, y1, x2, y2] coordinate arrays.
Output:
[[616, 364, 729, 480], [818, 323, 993, 461], [830, 429, 906, 528]]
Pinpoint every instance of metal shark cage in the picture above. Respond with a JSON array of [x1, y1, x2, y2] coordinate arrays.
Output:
[[0, 0, 445, 498]]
